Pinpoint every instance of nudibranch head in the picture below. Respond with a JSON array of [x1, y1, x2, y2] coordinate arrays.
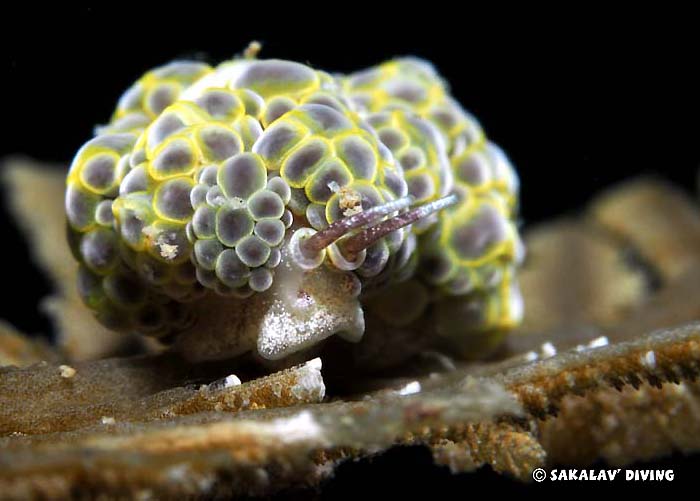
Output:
[[65, 53, 524, 363]]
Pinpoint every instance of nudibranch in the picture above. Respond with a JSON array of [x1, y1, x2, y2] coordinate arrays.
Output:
[[65, 51, 524, 366]]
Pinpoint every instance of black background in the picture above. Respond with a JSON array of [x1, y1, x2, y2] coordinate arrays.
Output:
[[1, 5, 698, 496]]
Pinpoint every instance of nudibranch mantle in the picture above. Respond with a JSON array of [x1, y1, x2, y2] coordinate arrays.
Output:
[[65, 53, 524, 365]]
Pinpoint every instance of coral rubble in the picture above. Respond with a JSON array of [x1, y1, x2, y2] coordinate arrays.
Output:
[[1, 159, 700, 497]]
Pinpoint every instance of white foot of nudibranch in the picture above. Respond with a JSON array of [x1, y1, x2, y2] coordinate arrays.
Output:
[[256, 254, 365, 360], [174, 234, 365, 363]]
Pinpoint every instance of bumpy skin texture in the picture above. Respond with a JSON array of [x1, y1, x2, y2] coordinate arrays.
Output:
[[65, 55, 524, 359], [343, 59, 523, 355]]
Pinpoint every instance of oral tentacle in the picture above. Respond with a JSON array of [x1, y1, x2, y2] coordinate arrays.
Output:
[[300, 195, 413, 254], [340, 194, 459, 258]]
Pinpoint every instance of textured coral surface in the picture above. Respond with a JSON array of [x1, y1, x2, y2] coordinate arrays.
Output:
[[1, 160, 700, 497]]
